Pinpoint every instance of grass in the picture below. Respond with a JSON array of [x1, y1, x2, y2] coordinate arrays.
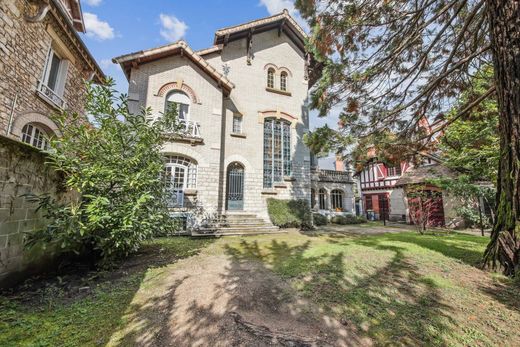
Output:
[[0, 237, 212, 347], [1, 228, 520, 346]]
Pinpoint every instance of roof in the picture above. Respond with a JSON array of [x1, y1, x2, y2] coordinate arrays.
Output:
[[48, 0, 104, 82], [214, 9, 307, 53], [395, 164, 455, 186], [112, 41, 235, 95]]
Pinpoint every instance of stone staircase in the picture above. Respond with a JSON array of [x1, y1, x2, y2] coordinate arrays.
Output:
[[192, 213, 283, 236]]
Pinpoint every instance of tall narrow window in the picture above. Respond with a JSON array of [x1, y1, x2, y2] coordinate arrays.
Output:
[[331, 190, 344, 210], [232, 114, 242, 134], [21, 123, 50, 150], [267, 68, 275, 89], [280, 71, 288, 91], [39, 47, 69, 108], [319, 189, 326, 210], [263, 118, 291, 188]]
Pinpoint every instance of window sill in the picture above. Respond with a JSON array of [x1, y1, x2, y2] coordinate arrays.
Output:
[[261, 189, 278, 195], [184, 189, 197, 196], [265, 87, 292, 96], [283, 176, 295, 182], [230, 132, 246, 138], [35, 90, 65, 110], [274, 183, 287, 188]]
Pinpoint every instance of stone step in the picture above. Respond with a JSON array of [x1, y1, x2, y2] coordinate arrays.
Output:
[[192, 228, 286, 237]]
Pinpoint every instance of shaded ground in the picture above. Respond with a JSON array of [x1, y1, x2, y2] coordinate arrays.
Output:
[[2, 225, 520, 346]]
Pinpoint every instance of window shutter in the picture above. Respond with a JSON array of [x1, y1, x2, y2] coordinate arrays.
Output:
[[56, 59, 69, 97]]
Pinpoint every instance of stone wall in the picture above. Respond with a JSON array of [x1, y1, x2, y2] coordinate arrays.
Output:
[[0, 135, 66, 286]]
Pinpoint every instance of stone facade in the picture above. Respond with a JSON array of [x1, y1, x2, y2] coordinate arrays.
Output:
[[114, 11, 355, 226], [0, 0, 102, 284]]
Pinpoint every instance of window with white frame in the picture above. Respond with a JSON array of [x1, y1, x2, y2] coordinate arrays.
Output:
[[39, 47, 69, 107], [165, 91, 190, 121], [21, 123, 50, 150], [280, 71, 288, 91], [232, 114, 242, 134], [331, 189, 344, 210], [267, 68, 275, 89], [387, 165, 402, 176], [318, 188, 327, 210]]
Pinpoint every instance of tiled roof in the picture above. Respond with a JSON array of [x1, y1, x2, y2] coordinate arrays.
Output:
[[112, 40, 234, 94], [395, 164, 455, 186]]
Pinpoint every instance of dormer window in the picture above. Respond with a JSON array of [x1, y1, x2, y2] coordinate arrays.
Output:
[[267, 68, 275, 89], [280, 71, 288, 91]]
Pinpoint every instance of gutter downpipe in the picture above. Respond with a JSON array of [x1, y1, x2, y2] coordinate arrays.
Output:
[[6, 94, 18, 136]]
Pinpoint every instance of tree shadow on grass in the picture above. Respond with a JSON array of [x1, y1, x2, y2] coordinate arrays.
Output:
[[0, 237, 214, 347], [221, 239, 456, 346], [329, 230, 487, 267]]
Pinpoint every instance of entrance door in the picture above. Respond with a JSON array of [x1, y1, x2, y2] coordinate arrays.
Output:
[[227, 162, 244, 210], [165, 165, 186, 207]]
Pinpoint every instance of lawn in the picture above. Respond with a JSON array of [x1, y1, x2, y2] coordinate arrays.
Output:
[[1, 227, 520, 346]]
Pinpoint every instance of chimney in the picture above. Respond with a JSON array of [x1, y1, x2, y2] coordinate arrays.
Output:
[[335, 154, 345, 171]]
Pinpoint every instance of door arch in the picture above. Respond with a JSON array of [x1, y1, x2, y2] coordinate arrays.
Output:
[[227, 162, 245, 210]]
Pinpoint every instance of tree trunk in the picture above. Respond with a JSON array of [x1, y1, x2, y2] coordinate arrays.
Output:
[[483, 0, 520, 276]]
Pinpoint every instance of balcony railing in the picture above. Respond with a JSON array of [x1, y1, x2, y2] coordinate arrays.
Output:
[[37, 81, 66, 109], [312, 169, 353, 183], [161, 119, 202, 139]]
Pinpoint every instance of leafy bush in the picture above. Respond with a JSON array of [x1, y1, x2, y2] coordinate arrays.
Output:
[[27, 80, 180, 261], [267, 199, 313, 230], [313, 213, 328, 226], [331, 215, 367, 225]]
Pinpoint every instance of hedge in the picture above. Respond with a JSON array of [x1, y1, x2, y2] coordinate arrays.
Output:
[[330, 215, 368, 225], [267, 199, 313, 230], [312, 213, 328, 226]]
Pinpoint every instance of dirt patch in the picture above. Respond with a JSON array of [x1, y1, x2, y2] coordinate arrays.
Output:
[[109, 248, 370, 347]]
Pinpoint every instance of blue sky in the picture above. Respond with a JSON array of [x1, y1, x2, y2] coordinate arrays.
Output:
[[80, 0, 338, 167]]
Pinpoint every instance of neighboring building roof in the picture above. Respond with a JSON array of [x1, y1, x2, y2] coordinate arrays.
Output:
[[112, 40, 235, 95], [395, 164, 455, 186], [44, 0, 104, 82], [213, 9, 307, 52], [196, 45, 223, 56]]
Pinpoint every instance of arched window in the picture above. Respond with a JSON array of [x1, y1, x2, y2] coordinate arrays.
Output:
[[164, 155, 198, 188], [280, 71, 288, 91], [165, 91, 190, 121], [319, 189, 327, 210], [263, 118, 291, 188], [21, 123, 50, 150], [267, 68, 275, 89], [331, 189, 344, 210]]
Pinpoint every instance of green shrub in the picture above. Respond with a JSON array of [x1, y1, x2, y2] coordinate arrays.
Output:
[[331, 214, 367, 225], [313, 213, 328, 226], [267, 199, 313, 230]]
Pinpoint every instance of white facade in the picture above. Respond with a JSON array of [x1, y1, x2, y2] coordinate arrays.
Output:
[[114, 11, 341, 225]]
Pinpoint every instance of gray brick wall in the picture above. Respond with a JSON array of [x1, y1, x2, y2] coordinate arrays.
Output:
[[0, 135, 67, 285]]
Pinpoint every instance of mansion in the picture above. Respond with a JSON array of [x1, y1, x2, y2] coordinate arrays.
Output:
[[113, 10, 358, 229]]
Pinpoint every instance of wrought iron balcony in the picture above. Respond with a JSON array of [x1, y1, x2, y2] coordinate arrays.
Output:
[[312, 168, 353, 183], [162, 119, 202, 142], [37, 81, 66, 109]]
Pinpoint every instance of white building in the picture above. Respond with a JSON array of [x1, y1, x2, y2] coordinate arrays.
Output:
[[113, 11, 356, 232]]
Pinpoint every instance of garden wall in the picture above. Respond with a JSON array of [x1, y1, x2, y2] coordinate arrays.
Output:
[[0, 135, 66, 287]]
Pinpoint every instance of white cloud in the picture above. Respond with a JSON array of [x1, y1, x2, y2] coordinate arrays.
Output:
[[84, 12, 115, 40], [85, 0, 102, 6], [259, 0, 309, 31], [159, 14, 188, 42]]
